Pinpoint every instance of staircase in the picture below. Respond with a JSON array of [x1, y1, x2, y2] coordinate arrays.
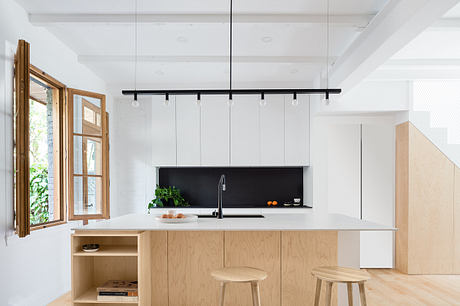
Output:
[[409, 111, 460, 167]]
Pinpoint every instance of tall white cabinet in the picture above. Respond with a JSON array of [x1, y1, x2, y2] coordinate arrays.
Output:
[[327, 122, 394, 268], [151, 94, 310, 167]]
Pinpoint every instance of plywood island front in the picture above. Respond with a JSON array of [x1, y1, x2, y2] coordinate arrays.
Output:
[[71, 213, 395, 306]]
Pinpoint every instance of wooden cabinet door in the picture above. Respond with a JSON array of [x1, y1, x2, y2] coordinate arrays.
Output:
[[224, 231, 280, 306], [285, 95, 310, 166], [176, 95, 201, 166], [151, 95, 176, 166], [282, 231, 338, 306], [230, 95, 260, 166], [168, 231, 224, 306], [260, 95, 285, 166], [201, 96, 230, 166]]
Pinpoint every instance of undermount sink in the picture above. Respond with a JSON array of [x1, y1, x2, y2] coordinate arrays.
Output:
[[197, 214, 265, 218]]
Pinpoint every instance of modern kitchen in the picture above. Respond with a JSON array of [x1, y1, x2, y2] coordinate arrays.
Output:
[[1, 0, 460, 306]]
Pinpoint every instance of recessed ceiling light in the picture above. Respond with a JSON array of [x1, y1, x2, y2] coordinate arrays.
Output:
[[155, 70, 164, 76], [177, 36, 188, 43], [290, 69, 299, 74], [261, 36, 273, 43]]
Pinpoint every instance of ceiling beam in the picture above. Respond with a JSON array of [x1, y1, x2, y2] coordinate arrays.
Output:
[[382, 58, 460, 67], [328, 0, 460, 92], [78, 55, 336, 64], [369, 69, 460, 80], [431, 18, 460, 29], [29, 13, 373, 27]]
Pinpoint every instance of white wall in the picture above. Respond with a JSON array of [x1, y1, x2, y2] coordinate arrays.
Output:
[[0, 1, 111, 305]]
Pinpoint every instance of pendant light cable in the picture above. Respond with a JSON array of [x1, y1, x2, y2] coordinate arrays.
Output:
[[229, 0, 233, 98], [325, 0, 330, 102], [133, 0, 138, 103]]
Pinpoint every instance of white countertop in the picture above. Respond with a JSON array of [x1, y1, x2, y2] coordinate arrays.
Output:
[[73, 213, 396, 231]]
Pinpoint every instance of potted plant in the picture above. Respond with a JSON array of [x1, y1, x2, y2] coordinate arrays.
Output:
[[148, 185, 190, 211]]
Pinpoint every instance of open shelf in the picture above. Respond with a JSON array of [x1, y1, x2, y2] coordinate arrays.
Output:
[[75, 287, 138, 304], [74, 245, 138, 257]]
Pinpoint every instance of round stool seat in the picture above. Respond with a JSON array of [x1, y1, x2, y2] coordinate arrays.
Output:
[[312, 266, 371, 283], [211, 267, 268, 283]]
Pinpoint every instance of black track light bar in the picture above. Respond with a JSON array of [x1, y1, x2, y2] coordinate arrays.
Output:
[[122, 88, 341, 97]]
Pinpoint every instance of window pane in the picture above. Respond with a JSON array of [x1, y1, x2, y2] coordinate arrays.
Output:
[[73, 94, 102, 136], [29, 77, 57, 225], [73, 135, 102, 175], [74, 176, 103, 215]]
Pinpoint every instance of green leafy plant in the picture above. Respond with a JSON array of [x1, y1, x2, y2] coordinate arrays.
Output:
[[148, 185, 190, 210], [30, 164, 49, 225]]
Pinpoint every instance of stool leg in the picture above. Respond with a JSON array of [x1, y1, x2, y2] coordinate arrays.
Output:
[[358, 282, 367, 306], [347, 283, 353, 306], [219, 282, 226, 306], [314, 278, 322, 306], [325, 281, 333, 306], [251, 281, 261, 306]]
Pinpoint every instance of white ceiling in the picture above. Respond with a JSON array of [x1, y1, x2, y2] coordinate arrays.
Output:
[[374, 2, 460, 79], [16, 0, 390, 96]]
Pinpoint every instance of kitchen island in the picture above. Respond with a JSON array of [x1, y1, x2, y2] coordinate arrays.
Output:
[[71, 213, 395, 306]]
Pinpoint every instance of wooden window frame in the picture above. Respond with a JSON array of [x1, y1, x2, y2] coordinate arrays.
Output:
[[14, 39, 67, 237], [29, 65, 67, 230], [67, 88, 109, 220]]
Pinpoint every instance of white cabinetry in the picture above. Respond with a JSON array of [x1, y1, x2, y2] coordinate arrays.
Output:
[[151, 94, 310, 167], [176, 96, 201, 166], [327, 122, 394, 268], [231, 95, 260, 166], [201, 95, 230, 166], [285, 95, 310, 166], [151, 95, 176, 166], [260, 95, 285, 166]]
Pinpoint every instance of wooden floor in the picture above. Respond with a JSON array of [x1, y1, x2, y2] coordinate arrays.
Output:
[[366, 269, 460, 305], [48, 269, 460, 306]]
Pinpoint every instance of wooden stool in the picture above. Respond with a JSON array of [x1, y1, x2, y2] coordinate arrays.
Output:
[[211, 266, 268, 306], [311, 266, 371, 306]]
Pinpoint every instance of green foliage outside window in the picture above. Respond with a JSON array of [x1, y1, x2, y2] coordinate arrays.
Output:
[[30, 164, 49, 225]]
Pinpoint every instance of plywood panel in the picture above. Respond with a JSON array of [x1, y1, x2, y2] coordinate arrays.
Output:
[[224, 231, 280, 306], [93, 257, 138, 287], [454, 166, 460, 274], [138, 232, 152, 306], [281, 231, 337, 306], [395, 122, 409, 274], [150, 231, 168, 306], [408, 123, 454, 274], [168, 231, 224, 306]]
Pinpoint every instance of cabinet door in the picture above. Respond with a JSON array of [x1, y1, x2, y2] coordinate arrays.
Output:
[[151, 95, 176, 166], [361, 124, 395, 268], [201, 95, 230, 166], [285, 95, 309, 165], [260, 95, 284, 166], [176, 96, 201, 166], [168, 231, 224, 306], [327, 124, 361, 218], [231, 95, 260, 166]]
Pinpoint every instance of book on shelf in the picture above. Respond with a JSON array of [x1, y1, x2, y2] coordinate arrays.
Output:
[[97, 280, 138, 302]]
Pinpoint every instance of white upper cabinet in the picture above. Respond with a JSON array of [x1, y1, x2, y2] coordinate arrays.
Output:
[[176, 95, 201, 166], [260, 95, 285, 166], [200, 95, 230, 166], [231, 95, 260, 166], [151, 95, 176, 166], [151, 94, 310, 167], [285, 95, 310, 166]]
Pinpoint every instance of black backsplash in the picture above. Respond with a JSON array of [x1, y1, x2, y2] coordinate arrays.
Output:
[[158, 167, 303, 208]]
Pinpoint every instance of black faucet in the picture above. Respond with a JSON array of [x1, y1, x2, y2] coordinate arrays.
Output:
[[216, 174, 226, 219]]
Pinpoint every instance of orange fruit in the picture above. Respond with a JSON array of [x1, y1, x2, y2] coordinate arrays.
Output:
[[272, 201, 278, 206], [267, 201, 273, 206]]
